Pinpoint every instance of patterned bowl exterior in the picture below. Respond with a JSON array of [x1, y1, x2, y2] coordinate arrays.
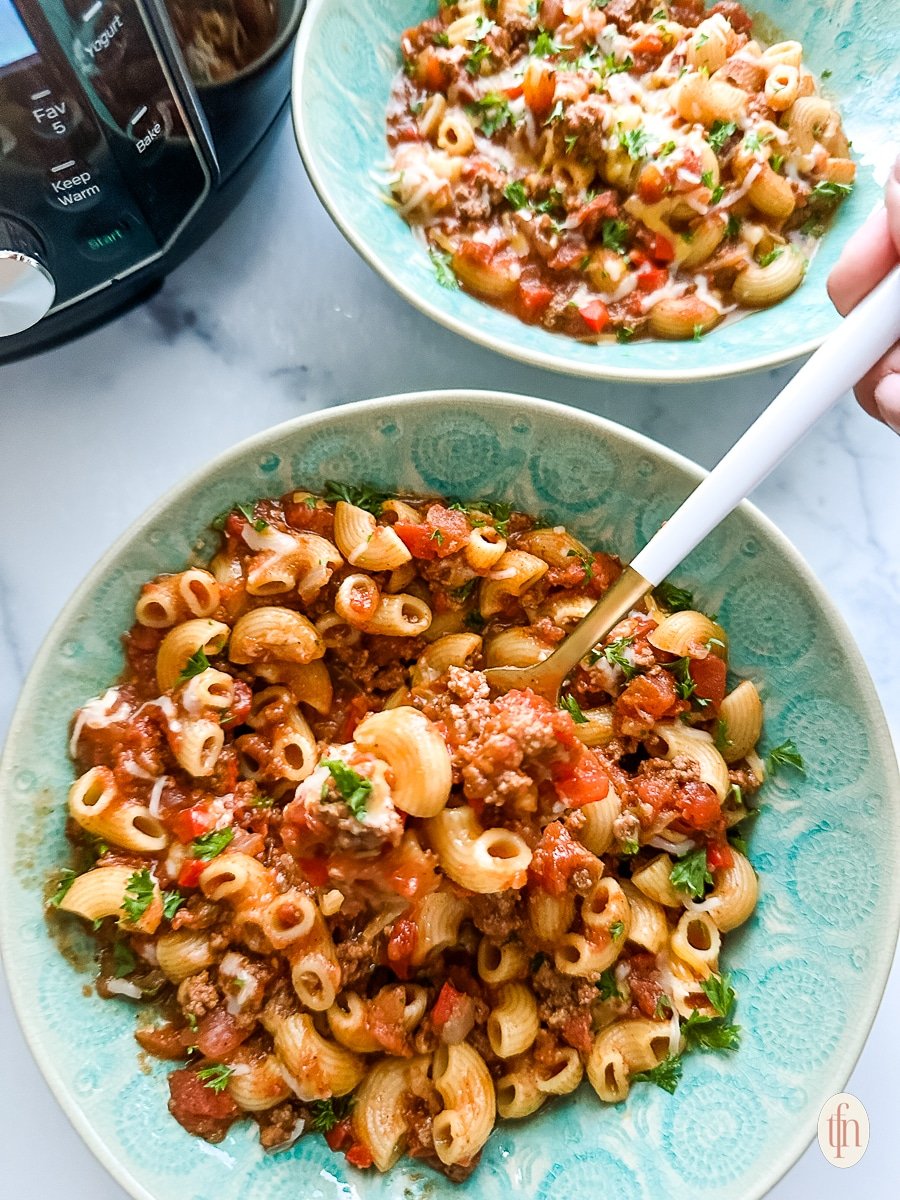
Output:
[[1, 393, 898, 1200], [291, 0, 900, 383]]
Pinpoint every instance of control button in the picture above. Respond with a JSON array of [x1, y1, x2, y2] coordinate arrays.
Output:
[[76, 212, 141, 259], [26, 84, 80, 139], [0, 218, 55, 337], [127, 98, 172, 158], [46, 157, 103, 212], [74, 3, 127, 74]]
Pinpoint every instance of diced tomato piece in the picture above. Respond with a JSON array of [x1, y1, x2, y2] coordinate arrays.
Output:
[[553, 747, 610, 809], [177, 858, 206, 889], [340, 693, 371, 741], [676, 781, 722, 831], [578, 299, 610, 332], [224, 511, 245, 541], [386, 916, 418, 980], [528, 820, 600, 895], [688, 654, 727, 708], [368, 986, 412, 1056], [633, 773, 679, 818], [637, 266, 669, 292], [219, 679, 252, 730], [616, 672, 681, 730], [424, 504, 470, 556], [283, 498, 335, 538], [637, 163, 667, 203], [135, 1022, 190, 1060], [518, 277, 554, 319], [707, 838, 735, 870], [523, 60, 556, 121], [560, 1010, 592, 1054], [393, 522, 438, 559], [651, 233, 675, 264], [297, 856, 330, 887], [383, 842, 440, 899], [167, 1067, 240, 1139], [503, 83, 524, 99], [325, 1118, 352, 1151], [632, 31, 665, 55], [629, 248, 648, 268], [170, 803, 217, 844], [195, 1009, 250, 1060], [416, 47, 451, 93], [432, 982, 466, 1029], [345, 1143, 374, 1169]]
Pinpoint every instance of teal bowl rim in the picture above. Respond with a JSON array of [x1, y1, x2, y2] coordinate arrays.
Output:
[[289, 0, 843, 385], [2, 390, 899, 1200]]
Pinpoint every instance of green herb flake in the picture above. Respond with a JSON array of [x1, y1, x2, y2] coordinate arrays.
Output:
[[49, 868, 76, 908], [610, 920, 625, 940], [669, 848, 713, 899], [504, 180, 529, 209], [565, 133, 579, 154], [162, 890, 185, 920], [632, 1054, 682, 1094], [197, 1063, 235, 1093], [692, 323, 704, 342], [657, 140, 676, 157], [428, 247, 460, 291], [726, 213, 741, 238], [533, 28, 561, 56], [714, 717, 732, 753], [237, 502, 268, 533], [758, 247, 784, 268], [466, 92, 515, 136], [113, 941, 138, 978], [543, 98, 566, 126], [321, 759, 372, 821], [192, 827, 235, 861], [433, 31, 450, 47], [809, 180, 853, 204], [700, 972, 736, 1018], [655, 993, 674, 1018], [558, 693, 587, 724], [597, 635, 637, 679], [601, 218, 630, 254], [322, 481, 389, 515], [743, 130, 773, 152], [308, 1095, 355, 1133], [770, 153, 784, 173], [465, 40, 492, 74], [681, 1010, 741, 1052], [821, 68, 832, 79], [653, 581, 694, 612], [668, 657, 709, 706], [597, 968, 622, 1001], [121, 868, 155, 923], [619, 125, 649, 160], [177, 647, 211, 685], [603, 52, 633, 76], [620, 837, 640, 856], [767, 739, 805, 774], [248, 792, 275, 809], [616, 326, 636, 343]]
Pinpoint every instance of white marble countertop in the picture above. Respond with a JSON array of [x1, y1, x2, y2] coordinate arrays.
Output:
[[1, 117, 898, 1197]]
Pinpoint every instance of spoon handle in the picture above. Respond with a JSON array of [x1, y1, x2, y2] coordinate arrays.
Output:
[[631, 264, 900, 586]]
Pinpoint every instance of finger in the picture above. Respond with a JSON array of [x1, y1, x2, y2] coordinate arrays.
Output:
[[886, 167, 900, 256], [827, 207, 897, 315], [854, 342, 900, 431]]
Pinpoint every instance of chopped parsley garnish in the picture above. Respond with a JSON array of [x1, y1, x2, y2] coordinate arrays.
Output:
[[799, 216, 826, 238], [669, 848, 713, 899], [603, 52, 633, 75], [619, 126, 649, 160], [308, 1095, 355, 1133], [700, 971, 736, 1018], [566, 548, 593, 580], [452, 497, 513, 536], [653, 581, 694, 612], [708, 119, 737, 153], [428, 247, 460, 290], [432, 31, 450, 47], [321, 760, 372, 820], [655, 993, 674, 1018], [700, 172, 725, 204], [696, 31, 709, 47], [681, 1009, 741, 1052], [770, 153, 784, 173], [620, 837, 640, 856], [121, 869, 155, 923], [565, 133, 579, 154], [728, 808, 759, 856], [323, 481, 389, 515], [465, 610, 487, 631], [558, 693, 587, 723], [249, 792, 275, 809], [609, 920, 625, 940], [162, 890, 185, 920], [466, 92, 514, 136], [49, 868, 76, 908], [504, 180, 529, 209], [596, 635, 637, 679], [809, 180, 853, 204], [601, 218, 630, 254], [743, 130, 773, 152], [767, 739, 805, 774], [543, 98, 566, 125], [237, 502, 268, 533], [533, 28, 561, 56], [657, 140, 676, 158], [177, 648, 211, 685], [465, 40, 492, 74], [758, 247, 784, 268], [725, 213, 741, 238], [632, 1054, 682, 1094], [616, 326, 636, 343], [113, 941, 138, 978], [192, 827, 234, 861], [692, 323, 704, 342], [533, 187, 564, 215], [197, 1064, 235, 1093], [597, 968, 622, 1001], [451, 577, 479, 602], [430, 528, 445, 546], [728, 782, 743, 807]]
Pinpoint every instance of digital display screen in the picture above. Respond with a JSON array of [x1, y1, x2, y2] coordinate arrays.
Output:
[[0, 0, 36, 70]]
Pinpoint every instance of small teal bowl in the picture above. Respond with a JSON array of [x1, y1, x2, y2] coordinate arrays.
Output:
[[292, 0, 899, 383], [2, 393, 899, 1200]]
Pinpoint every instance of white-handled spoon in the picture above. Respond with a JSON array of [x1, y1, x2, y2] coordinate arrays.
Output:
[[485, 264, 900, 700]]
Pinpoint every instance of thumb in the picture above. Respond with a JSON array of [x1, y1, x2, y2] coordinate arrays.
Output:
[[886, 156, 900, 259]]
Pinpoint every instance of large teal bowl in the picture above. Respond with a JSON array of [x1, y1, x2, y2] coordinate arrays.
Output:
[[2, 393, 898, 1200], [292, 0, 899, 383]]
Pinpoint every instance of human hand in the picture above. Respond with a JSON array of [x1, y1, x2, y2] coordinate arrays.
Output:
[[827, 156, 900, 433]]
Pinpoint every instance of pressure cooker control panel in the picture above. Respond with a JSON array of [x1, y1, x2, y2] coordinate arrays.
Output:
[[0, 0, 211, 328]]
